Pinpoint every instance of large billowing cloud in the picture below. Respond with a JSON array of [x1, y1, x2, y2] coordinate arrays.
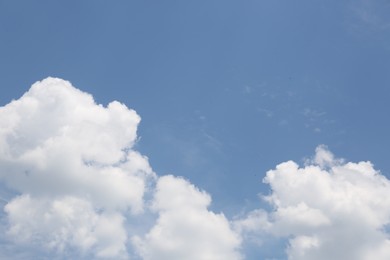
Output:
[[237, 145, 390, 260], [0, 78, 154, 258], [0, 78, 241, 259]]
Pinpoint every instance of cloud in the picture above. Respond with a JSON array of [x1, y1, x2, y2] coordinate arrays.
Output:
[[0, 78, 155, 258], [237, 145, 390, 260], [349, 0, 390, 31], [5, 195, 127, 258], [133, 175, 242, 260], [3, 78, 390, 260], [0, 78, 242, 259]]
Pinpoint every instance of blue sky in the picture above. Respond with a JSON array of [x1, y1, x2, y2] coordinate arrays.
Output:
[[1, 1, 390, 259]]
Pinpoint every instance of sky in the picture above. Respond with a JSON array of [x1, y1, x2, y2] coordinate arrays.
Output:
[[1, 0, 390, 259]]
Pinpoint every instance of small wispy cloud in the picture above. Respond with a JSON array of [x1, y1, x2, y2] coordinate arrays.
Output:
[[303, 108, 326, 119], [349, 0, 390, 31], [243, 85, 253, 94], [302, 108, 328, 133], [257, 108, 274, 118]]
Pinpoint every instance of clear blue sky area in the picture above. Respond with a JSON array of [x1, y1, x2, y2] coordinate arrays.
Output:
[[1, 1, 390, 258]]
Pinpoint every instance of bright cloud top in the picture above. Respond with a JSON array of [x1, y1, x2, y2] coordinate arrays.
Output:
[[0, 78, 155, 258], [0, 78, 241, 259], [238, 145, 390, 260]]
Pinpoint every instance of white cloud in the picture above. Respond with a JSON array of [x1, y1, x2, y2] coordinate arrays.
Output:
[[238, 145, 390, 260], [133, 175, 242, 260], [0, 78, 244, 259], [5, 195, 128, 258], [5, 78, 390, 260], [0, 78, 155, 258]]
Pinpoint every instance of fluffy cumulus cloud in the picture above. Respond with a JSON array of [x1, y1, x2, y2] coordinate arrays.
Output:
[[237, 145, 390, 260], [0, 78, 154, 258], [133, 175, 242, 260], [0, 78, 242, 259]]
